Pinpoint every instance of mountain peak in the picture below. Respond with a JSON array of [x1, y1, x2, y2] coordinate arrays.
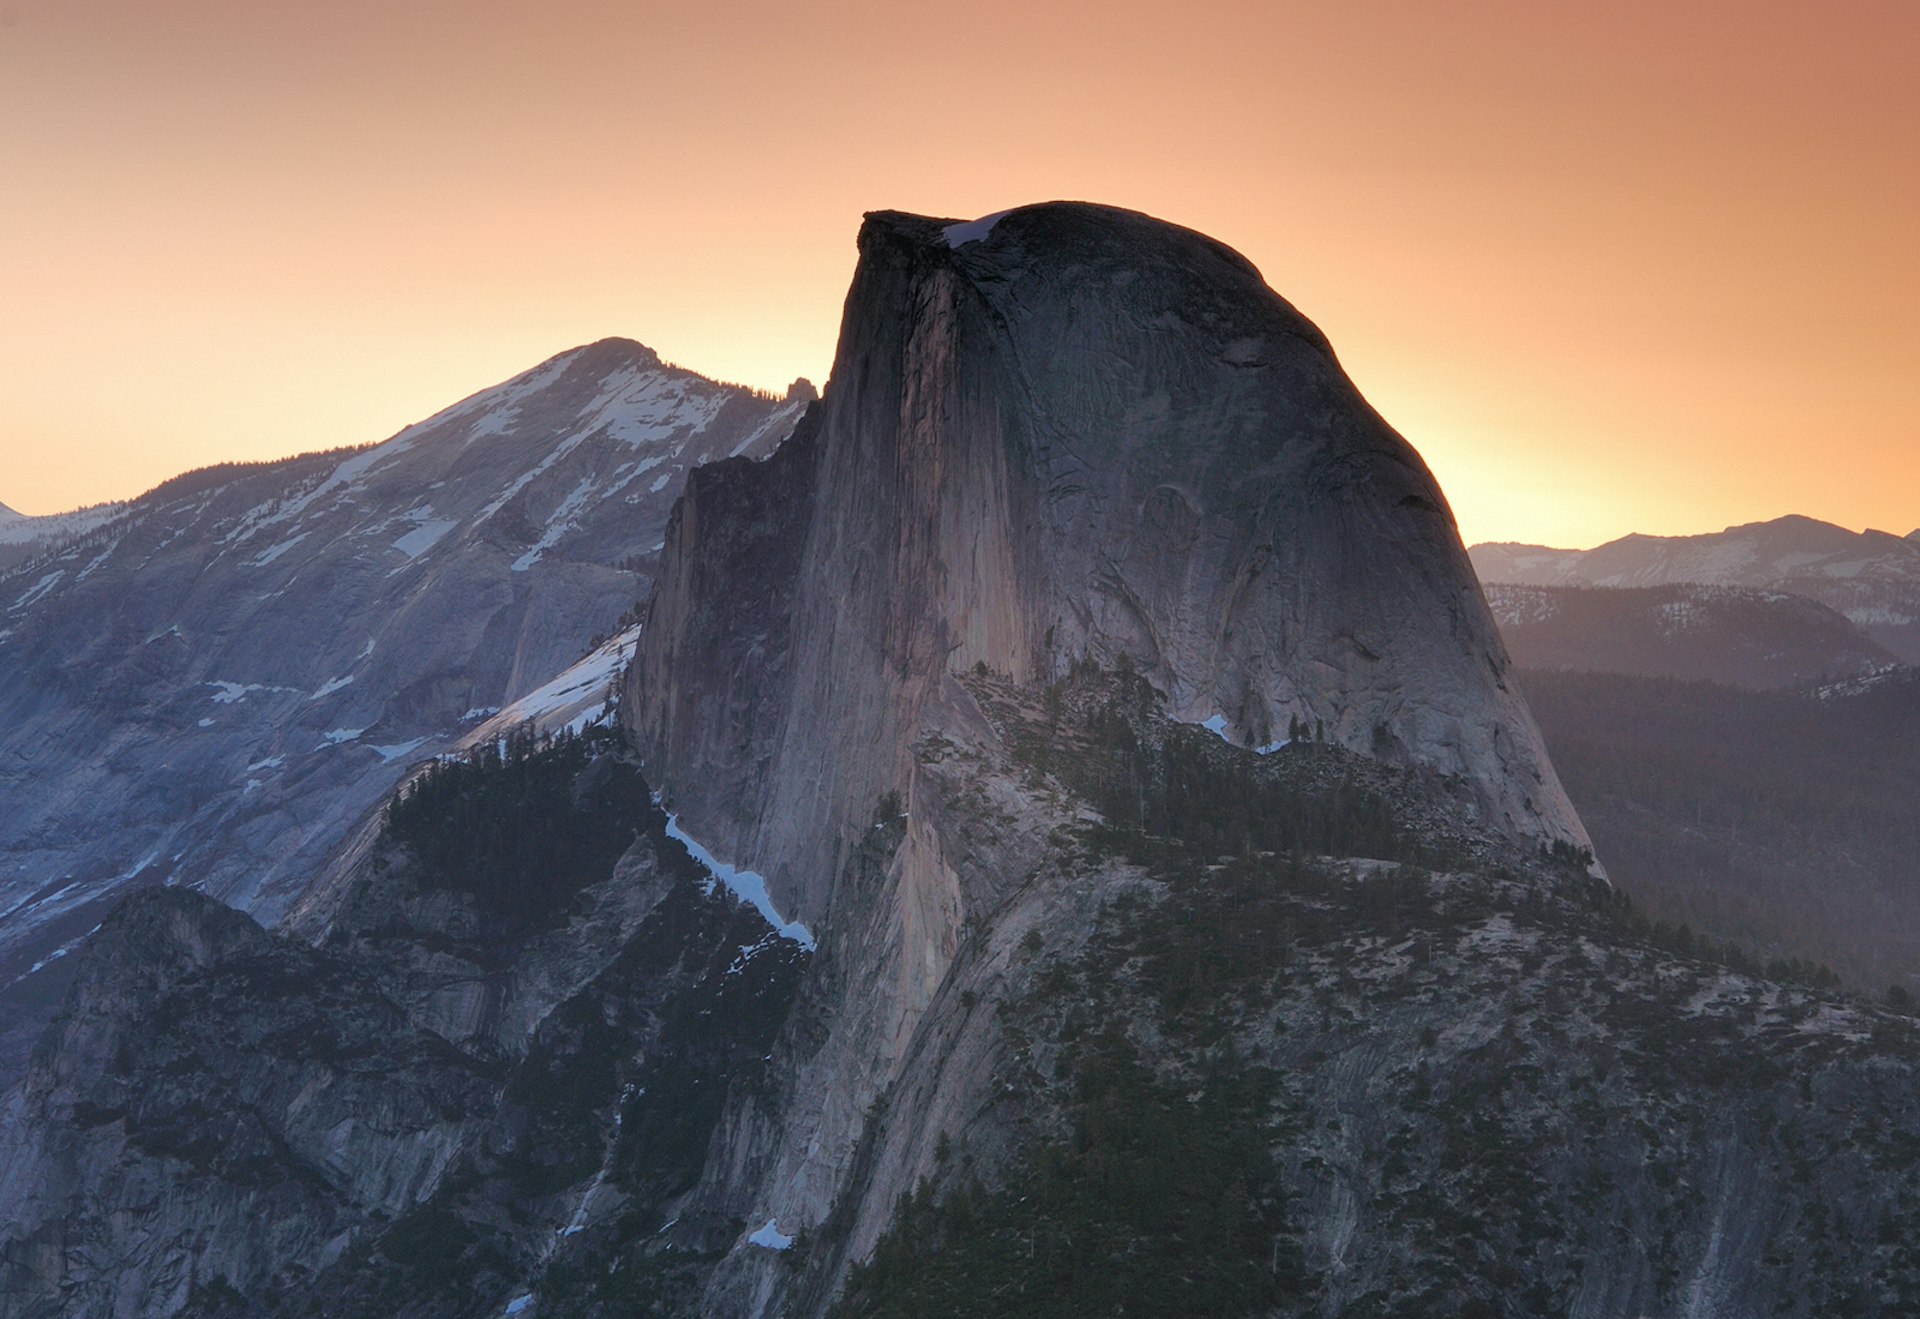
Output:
[[561, 336, 662, 372], [858, 202, 1324, 358], [631, 199, 1589, 929], [1721, 512, 1849, 538], [0, 499, 20, 523], [866, 201, 1263, 276]]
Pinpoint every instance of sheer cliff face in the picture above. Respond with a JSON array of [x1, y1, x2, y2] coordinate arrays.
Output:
[[626, 202, 1588, 928]]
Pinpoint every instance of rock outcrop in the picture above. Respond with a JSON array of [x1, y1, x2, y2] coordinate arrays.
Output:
[[629, 202, 1586, 925], [621, 201, 1594, 1308], [0, 735, 810, 1319]]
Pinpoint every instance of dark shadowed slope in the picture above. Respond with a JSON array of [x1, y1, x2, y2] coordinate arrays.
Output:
[[1485, 582, 1897, 689]]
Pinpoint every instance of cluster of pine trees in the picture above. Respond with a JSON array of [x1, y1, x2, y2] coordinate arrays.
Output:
[[384, 725, 648, 938]]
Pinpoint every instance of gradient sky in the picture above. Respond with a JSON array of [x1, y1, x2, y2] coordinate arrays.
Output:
[[2, 1, 1914, 547]]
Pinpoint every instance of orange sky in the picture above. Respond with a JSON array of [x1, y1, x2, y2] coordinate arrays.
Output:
[[1, 0, 1914, 547]]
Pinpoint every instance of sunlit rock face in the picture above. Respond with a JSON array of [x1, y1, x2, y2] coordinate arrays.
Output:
[[628, 201, 1588, 930], [624, 204, 1593, 1305]]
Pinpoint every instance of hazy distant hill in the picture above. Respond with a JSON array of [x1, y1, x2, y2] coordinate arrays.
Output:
[[1473, 515, 1920, 661], [1522, 667, 1920, 995], [1475, 521, 1920, 993], [1484, 582, 1896, 689]]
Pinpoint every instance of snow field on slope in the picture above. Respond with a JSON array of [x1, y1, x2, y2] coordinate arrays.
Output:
[[663, 815, 815, 950]]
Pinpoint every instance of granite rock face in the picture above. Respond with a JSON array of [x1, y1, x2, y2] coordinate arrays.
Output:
[[0, 887, 501, 1319], [0, 341, 807, 1078], [630, 203, 1586, 932], [6, 674, 1920, 1318], [621, 202, 1593, 1309]]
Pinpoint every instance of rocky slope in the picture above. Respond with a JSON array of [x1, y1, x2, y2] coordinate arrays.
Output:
[[1473, 515, 1920, 662], [0, 342, 808, 1078], [1484, 582, 1898, 689], [5, 671, 1919, 1318], [0, 732, 811, 1319]]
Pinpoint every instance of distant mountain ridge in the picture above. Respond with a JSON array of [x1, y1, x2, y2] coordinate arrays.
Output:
[[0, 500, 127, 572], [1473, 514, 1920, 661], [1473, 516, 1920, 995], [0, 339, 808, 1077], [1522, 667, 1920, 993], [1484, 581, 1898, 690]]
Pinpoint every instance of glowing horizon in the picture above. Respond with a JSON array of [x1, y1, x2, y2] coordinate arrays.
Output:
[[3, 1, 1914, 550]]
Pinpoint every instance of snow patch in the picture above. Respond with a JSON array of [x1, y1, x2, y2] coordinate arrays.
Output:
[[10, 569, 64, 613], [72, 544, 117, 583], [392, 515, 458, 559], [726, 400, 805, 459], [511, 475, 598, 572], [1189, 713, 1287, 755], [747, 1218, 795, 1251], [249, 532, 308, 567], [459, 352, 576, 440], [466, 628, 638, 741], [5, 921, 109, 989], [320, 727, 366, 746], [371, 738, 429, 763], [664, 815, 815, 949], [944, 210, 1012, 246], [311, 675, 354, 700], [587, 367, 725, 449], [503, 1297, 534, 1317], [207, 681, 296, 704]]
